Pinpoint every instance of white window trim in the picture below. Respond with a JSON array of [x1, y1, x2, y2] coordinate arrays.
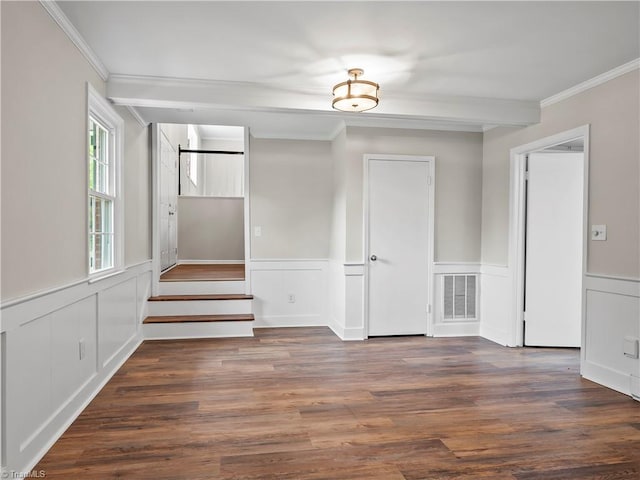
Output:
[[87, 83, 124, 278]]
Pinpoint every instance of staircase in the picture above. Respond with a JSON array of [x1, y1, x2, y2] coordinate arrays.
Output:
[[143, 264, 254, 339]]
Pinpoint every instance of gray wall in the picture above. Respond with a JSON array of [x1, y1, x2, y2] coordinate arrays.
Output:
[[344, 127, 484, 262], [482, 70, 639, 278], [1, 1, 151, 301], [250, 137, 334, 259], [178, 197, 244, 261]]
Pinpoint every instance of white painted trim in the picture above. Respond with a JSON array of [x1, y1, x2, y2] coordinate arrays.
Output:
[[125, 106, 149, 128], [584, 275, 640, 297], [38, 1, 109, 81], [244, 128, 252, 294], [87, 83, 125, 278], [177, 259, 245, 265], [344, 263, 365, 276], [480, 264, 509, 277], [0, 261, 152, 331], [508, 125, 590, 349], [250, 259, 329, 270], [433, 262, 481, 274], [541, 58, 640, 108], [328, 318, 366, 341], [253, 314, 324, 328], [433, 322, 480, 337], [582, 275, 640, 397], [582, 361, 632, 397], [363, 154, 436, 338], [151, 124, 162, 296]]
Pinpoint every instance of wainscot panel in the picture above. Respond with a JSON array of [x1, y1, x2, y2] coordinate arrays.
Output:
[[249, 260, 328, 327], [1, 261, 152, 475], [583, 275, 640, 398]]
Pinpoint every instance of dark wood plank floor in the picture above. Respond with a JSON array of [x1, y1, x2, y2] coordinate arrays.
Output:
[[160, 264, 245, 282], [35, 328, 640, 479]]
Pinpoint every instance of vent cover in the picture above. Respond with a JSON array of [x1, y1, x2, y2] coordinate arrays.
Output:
[[443, 275, 477, 319]]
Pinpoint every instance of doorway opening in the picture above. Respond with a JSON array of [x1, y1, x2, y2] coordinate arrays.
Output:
[[152, 123, 251, 295], [508, 125, 590, 355]]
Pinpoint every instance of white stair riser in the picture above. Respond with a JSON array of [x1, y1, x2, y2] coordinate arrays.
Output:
[[147, 299, 252, 316], [143, 321, 254, 340], [159, 281, 246, 295]]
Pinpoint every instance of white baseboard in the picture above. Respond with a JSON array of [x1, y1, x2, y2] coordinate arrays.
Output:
[[582, 360, 633, 396], [328, 317, 365, 341], [253, 314, 325, 328], [479, 323, 510, 346], [434, 321, 480, 337]]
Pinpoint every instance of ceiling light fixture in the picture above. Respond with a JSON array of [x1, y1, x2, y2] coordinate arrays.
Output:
[[332, 68, 379, 112]]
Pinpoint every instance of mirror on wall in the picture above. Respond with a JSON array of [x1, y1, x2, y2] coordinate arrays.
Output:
[[179, 125, 245, 197]]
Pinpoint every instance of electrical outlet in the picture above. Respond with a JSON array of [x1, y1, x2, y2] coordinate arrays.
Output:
[[623, 336, 639, 359], [287, 294, 296, 303], [78, 338, 86, 360], [254, 226, 262, 237]]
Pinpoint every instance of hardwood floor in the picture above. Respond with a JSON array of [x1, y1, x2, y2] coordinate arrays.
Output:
[[160, 264, 245, 282], [35, 328, 640, 479]]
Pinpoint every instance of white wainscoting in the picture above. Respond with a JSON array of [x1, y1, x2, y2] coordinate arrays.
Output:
[[342, 263, 366, 340], [249, 260, 328, 328], [582, 274, 640, 398], [1, 261, 151, 476], [432, 263, 481, 337], [328, 262, 366, 341], [479, 264, 511, 346]]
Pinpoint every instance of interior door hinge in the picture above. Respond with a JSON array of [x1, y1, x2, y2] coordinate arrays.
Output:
[[427, 176, 433, 186], [427, 304, 432, 314], [524, 171, 529, 181], [523, 311, 527, 321]]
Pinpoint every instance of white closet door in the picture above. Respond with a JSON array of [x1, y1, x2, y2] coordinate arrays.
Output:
[[367, 158, 431, 336]]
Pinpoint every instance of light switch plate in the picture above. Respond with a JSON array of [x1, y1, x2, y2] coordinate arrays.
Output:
[[591, 224, 607, 241], [254, 226, 262, 237]]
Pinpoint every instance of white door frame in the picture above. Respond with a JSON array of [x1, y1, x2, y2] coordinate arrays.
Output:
[[243, 127, 252, 295], [151, 124, 253, 296], [151, 123, 161, 296], [508, 125, 590, 355], [363, 154, 436, 337]]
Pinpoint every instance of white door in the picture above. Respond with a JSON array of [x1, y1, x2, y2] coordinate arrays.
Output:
[[524, 152, 584, 347], [159, 131, 178, 271], [367, 157, 431, 336]]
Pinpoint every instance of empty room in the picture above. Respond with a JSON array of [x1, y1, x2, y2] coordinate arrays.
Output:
[[1, 1, 639, 478]]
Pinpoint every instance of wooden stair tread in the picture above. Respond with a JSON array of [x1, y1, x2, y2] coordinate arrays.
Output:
[[143, 314, 255, 324], [148, 294, 253, 301]]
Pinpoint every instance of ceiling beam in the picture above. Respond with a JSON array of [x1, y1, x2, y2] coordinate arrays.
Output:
[[107, 74, 540, 128]]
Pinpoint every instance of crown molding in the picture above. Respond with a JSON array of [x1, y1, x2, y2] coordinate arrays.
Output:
[[39, 1, 109, 81], [124, 106, 149, 128], [541, 58, 639, 108]]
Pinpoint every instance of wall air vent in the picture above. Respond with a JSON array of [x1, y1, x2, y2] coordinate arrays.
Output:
[[443, 275, 477, 320]]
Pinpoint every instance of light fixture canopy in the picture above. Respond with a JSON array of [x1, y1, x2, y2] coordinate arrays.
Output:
[[332, 68, 379, 112]]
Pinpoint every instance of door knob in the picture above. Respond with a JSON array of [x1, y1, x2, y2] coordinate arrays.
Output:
[[370, 255, 377, 261]]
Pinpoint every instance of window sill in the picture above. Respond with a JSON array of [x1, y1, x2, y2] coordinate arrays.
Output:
[[88, 267, 125, 284]]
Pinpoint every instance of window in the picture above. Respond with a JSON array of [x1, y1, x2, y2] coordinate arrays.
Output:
[[87, 84, 123, 275]]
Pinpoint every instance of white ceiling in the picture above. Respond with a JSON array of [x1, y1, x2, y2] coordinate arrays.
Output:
[[57, 1, 639, 138]]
